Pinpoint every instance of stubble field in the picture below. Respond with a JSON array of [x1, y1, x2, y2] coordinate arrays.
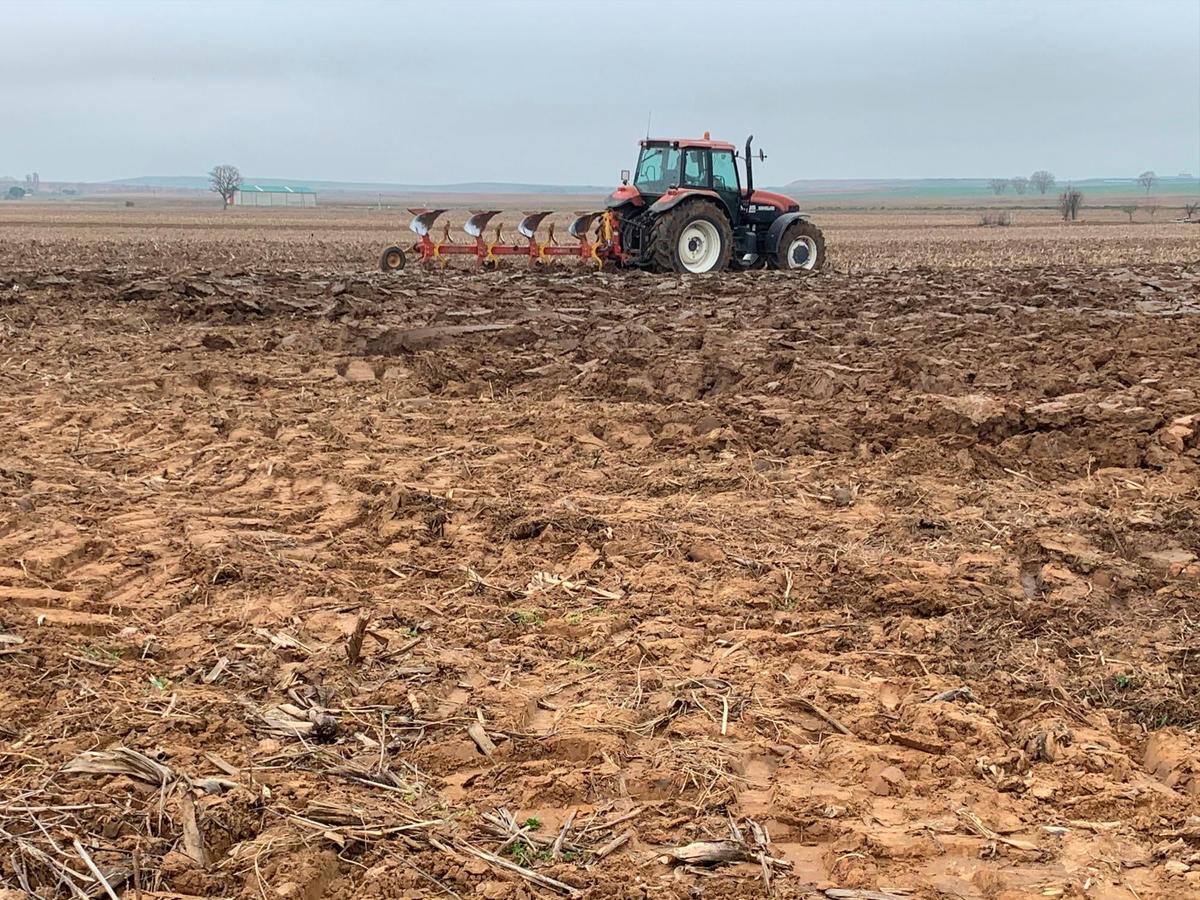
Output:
[[1, 201, 1198, 900]]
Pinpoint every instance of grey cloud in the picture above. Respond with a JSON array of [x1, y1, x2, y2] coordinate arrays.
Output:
[[2, 0, 1196, 184]]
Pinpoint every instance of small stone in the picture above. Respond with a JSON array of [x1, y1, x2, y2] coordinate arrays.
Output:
[[463, 857, 490, 877], [307, 710, 339, 743], [868, 764, 908, 796], [1163, 860, 1189, 877], [657, 422, 693, 443], [201, 333, 235, 351], [1158, 423, 1192, 453], [1143, 548, 1196, 572], [341, 359, 377, 382], [159, 850, 199, 878], [685, 542, 725, 564], [624, 375, 656, 399]]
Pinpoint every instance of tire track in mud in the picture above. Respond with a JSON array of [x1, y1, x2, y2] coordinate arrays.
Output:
[[0, 262, 1198, 898]]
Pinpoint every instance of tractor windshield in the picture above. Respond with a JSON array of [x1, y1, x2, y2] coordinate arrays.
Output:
[[634, 145, 680, 194]]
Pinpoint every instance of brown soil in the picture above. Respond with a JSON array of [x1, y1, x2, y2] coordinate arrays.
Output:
[[1, 209, 1199, 899]]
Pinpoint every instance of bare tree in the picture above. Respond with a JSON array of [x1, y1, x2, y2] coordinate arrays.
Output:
[[1030, 170, 1055, 194], [1011, 176, 1029, 195], [1058, 186, 1083, 221], [1118, 205, 1137, 223], [988, 178, 1009, 195], [1137, 170, 1156, 194], [208, 164, 241, 209], [1143, 203, 1159, 220], [1185, 201, 1199, 221], [31, 172, 39, 192]]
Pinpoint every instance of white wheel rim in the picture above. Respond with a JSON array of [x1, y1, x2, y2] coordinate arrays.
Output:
[[677, 220, 722, 273], [785, 236, 818, 270]]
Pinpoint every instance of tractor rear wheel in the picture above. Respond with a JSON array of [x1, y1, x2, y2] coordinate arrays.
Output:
[[650, 201, 733, 274], [380, 245, 406, 272], [772, 220, 825, 272]]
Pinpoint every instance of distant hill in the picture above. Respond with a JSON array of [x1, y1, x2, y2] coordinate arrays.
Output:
[[779, 175, 1200, 202], [110, 173, 1200, 202], [111, 175, 213, 190], [111, 176, 612, 194]]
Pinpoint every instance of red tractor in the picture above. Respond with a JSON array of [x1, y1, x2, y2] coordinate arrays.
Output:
[[606, 133, 825, 274], [380, 134, 824, 275]]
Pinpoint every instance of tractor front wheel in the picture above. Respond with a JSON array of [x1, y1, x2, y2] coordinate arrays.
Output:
[[772, 220, 825, 272], [650, 201, 733, 274], [380, 246, 406, 272]]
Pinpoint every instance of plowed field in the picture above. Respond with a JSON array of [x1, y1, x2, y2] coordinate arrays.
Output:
[[1, 206, 1198, 899]]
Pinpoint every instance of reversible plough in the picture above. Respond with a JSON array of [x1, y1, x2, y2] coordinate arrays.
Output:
[[380, 209, 613, 272]]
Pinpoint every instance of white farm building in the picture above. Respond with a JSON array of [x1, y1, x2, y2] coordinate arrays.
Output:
[[232, 184, 317, 207]]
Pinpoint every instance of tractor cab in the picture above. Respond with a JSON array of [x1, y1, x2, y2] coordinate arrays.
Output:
[[621, 136, 742, 222], [614, 136, 801, 225]]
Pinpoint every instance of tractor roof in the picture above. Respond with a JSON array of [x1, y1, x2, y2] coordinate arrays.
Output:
[[641, 137, 737, 152]]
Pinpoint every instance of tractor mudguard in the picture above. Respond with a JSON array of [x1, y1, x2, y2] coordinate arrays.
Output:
[[606, 184, 644, 209], [647, 188, 723, 216], [764, 212, 811, 255]]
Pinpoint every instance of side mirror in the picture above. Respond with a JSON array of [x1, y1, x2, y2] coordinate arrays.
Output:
[[620, 169, 631, 185]]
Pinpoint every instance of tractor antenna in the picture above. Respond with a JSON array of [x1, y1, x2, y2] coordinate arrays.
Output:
[[646, 111, 652, 140]]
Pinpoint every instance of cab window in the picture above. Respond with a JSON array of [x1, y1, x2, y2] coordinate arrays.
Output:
[[635, 146, 680, 192], [711, 150, 738, 192], [682, 149, 709, 187]]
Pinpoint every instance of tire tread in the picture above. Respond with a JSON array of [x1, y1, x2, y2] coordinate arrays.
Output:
[[648, 200, 734, 273]]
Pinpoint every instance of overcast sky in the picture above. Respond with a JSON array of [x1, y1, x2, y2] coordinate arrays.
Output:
[[3, 0, 1197, 184]]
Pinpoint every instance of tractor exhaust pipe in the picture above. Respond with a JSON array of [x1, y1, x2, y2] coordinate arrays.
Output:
[[744, 135, 754, 195]]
